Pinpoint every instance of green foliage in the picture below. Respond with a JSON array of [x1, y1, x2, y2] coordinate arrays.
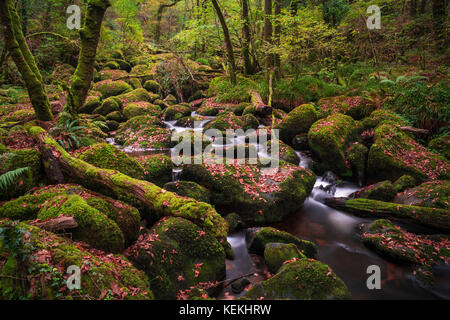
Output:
[[0, 167, 30, 191], [49, 119, 86, 150], [322, 0, 350, 27]]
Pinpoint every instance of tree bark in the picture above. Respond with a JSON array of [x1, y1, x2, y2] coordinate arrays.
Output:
[[31, 216, 78, 232], [273, 0, 281, 78], [264, 0, 273, 71], [31, 127, 227, 239], [248, 89, 272, 115], [0, 0, 53, 121], [65, 0, 111, 118], [211, 0, 237, 84], [242, 0, 255, 75], [155, 1, 178, 45], [432, 0, 446, 49]]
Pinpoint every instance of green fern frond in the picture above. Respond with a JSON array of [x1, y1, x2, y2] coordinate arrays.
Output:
[[0, 167, 30, 191]]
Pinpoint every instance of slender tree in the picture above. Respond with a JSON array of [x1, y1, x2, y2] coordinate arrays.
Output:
[[155, 1, 179, 45], [0, 0, 53, 121], [273, 0, 281, 78], [264, 0, 273, 71], [242, 0, 255, 74], [211, 0, 237, 84], [432, 0, 446, 49]]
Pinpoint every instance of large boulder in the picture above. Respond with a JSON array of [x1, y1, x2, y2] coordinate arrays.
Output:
[[203, 111, 259, 133], [317, 95, 376, 120], [75, 143, 145, 179], [181, 161, 316, 224], [246, 227, 317, 258], [275, 104, 319, 144], [264, 243, 306, 273], [163, 181, 211, 203], [123, 102, 162, 119], [242, 260, 351, 300], [351, 180, 396, 202], [308, 113, 359, 176], [361, 109, 407, 129], [94, 80, 132, 99], [163, 105, 191, 121], [0, 184, 141, 251], [135, 154, 173, 186], [124, 217, 226, 299], [0, 220, 153, 300], [367, 123, 450, 182], [428, 136, 449, 160]]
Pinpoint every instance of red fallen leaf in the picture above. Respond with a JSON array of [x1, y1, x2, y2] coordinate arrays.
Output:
[[111, 281, 121, 296]]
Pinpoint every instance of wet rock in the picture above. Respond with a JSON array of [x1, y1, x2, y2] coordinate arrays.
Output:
[[393, 175, 417, 193], [292, 133, 309, 150], [231, 278, 251, 294], [225, 213, 244, 233], [246, 227, 317, 258], [242, 259, 351, 300], [264, 243, 306, 273], [163, 104, 191, 121], [136, 154, 173, 187], [351, 180, 396, 202], [394, 180, 449, 209], [125, 217, 226, 299]]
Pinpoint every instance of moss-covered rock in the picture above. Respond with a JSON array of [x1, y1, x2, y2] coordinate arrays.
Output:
[[163, 105, 192, 121], [75, 143, 145, 179], [196, 104, 219, 116], [0, 149, 41, 201], [164, 94, 178, 105], [346, 142, 368, 184], [143, 80, 160, 93], [94, 97, 120, 116], [428, 136, 449, 160], [0, 184, 141, 248], [394, 180, 449, 209], [393, 175, 417, 193], [242, 259, 351, 300], [94, 80, 132, 99], [367, 123, 450, 182], [351, 180, 396, 202], [361, 109, 407, 129], [123, 102, 162, 119], [124, 217, 226, 299], [105, 111, 124, 122], [115, 117, 173, 149], [181, 161, 316, 224], [317, 95, 376, 120], [115, 88, 158, 106], [96, 69, 129, 82], [362, 219, 449, 285], [163, 181, 211, 203], [0, 220, 153, 300], [264, 243, 306, 273], [203, 112, 259, 133], [265, 140, 300, 165], [275, 104, 319, 144], [135, 154, 173, 186], [308, 113, 359, 176], [246, 227, 317, 258], [79, 95, 101, 114], [225, 213, 244, 233]]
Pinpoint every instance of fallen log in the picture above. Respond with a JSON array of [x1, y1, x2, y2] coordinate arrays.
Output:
[[325, 197, 450, 232], [30, 126, 227, 239], [248, 89, 272, 116], [30, 215, 78, 231], [399, 126, 429, 136]]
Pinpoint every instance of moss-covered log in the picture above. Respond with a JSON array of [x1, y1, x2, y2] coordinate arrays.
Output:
[[325, 197, 450, 232], [66, 0, 111, 117], [30, 126, 227, 239], [0, 0, 53, 121]]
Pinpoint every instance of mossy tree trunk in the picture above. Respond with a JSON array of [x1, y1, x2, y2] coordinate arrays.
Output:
[[264, 0, 273, 71], [273, 0, 281, 79], [31, 127, 227, 240], [0, 0, 53, 121], [211, 0, 237, 85], [242, 0, 255, 75], [155, 1, 178, 46], [65, 0, 111, 118]]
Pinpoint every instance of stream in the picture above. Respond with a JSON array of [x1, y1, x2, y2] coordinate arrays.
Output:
[[108, 111, 450, 300]]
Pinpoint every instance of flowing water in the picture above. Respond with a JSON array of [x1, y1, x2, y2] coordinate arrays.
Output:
[[108, 111, 450, 300]]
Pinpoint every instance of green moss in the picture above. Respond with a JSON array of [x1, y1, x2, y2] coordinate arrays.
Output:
[[0, 220, 153, 300], [393, 175, 417, 193], [94, 96, 120, 115], [76, 143, 145, 179], [93, 80, 132, 99], [361, 109, 407, 129], [266, 140, 300, 165], [394, 180, 449, 209], [317, 95, 376, 120], [247, 227, 317, 258], [428, 136, 449, 160], [203, 111, 259, 133], [116, 88, 158, 106], [308, 113, 359, 176], [136, 154, 173, 186], [275, 104, 319, 144], [163, 181, 211, 203], [264, 243, 306, 273], [242, 259, 351, 300], [346, 142, 368, 183], [123, 102, 162, 119], [163, 105, 191, 121], [125, 217, 226, 299], [143, 80, 160, 93], [105, 111, 124, 122], [353, 180, 396, 202]]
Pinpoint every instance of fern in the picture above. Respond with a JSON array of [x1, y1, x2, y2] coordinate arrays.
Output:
[[0, 167, 31, 191]]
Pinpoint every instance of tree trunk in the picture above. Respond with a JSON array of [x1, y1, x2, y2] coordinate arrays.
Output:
[[264, 0, 273, 71], [65, 0, 111, 118], [211, 0, 237, 84], [248, 89, 272, 115], [31, 127, 227, 240], [0, 0, 53, 121], [410, 0, 417, 16], [155, 1, 178, 45], [273, 0, 281, 78], [432, 0, 446, 49], [242, 0, 255, 75]]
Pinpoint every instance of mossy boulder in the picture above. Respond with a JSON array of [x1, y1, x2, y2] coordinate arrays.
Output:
[[317, 95, 376, 120], [367, 123, 450, 182], [351, 180, 396, 202], [393, 175, 417, 193], [143, 80, 160, 93], [135, 154, 173, 186], [104, 61, 120, 70], [123, 102, 162, 119], [0, 184, 141, 248], [115, 117, 172, 149], [203, 112, 259, 133], [79, 95, 101, 114], [163, 181, 211, 203], [94, 97, 120, 116], [181, 161, 316, 224], [0, 148, 41, 201], [264, 243, 306, 273], [163, 105, 192, 121], [265, 140, 299, 165], [75, 143, 145, 179], [361, 109, 407, 129], [164, 94, 178, 105], [115, 88, 158, 106], [394, 180, 449, 209], [428, 136, 449, 160], [0, 220, 153, 300], [196, 104, 219, 116], [242, 259, 351, 300], [308, 113, 359, 176], [362, 219, 449, 285], [94, 80, 132, 99], [105, 111, 124, 122], [96, 69, 129, 82], [246, 227, 317, 258], [118, 115, 164, 131], [275, 104, 319, 144], [124, 217, 226, 299], [225, 213, 244, 233], [346, 142, 368, 184]]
